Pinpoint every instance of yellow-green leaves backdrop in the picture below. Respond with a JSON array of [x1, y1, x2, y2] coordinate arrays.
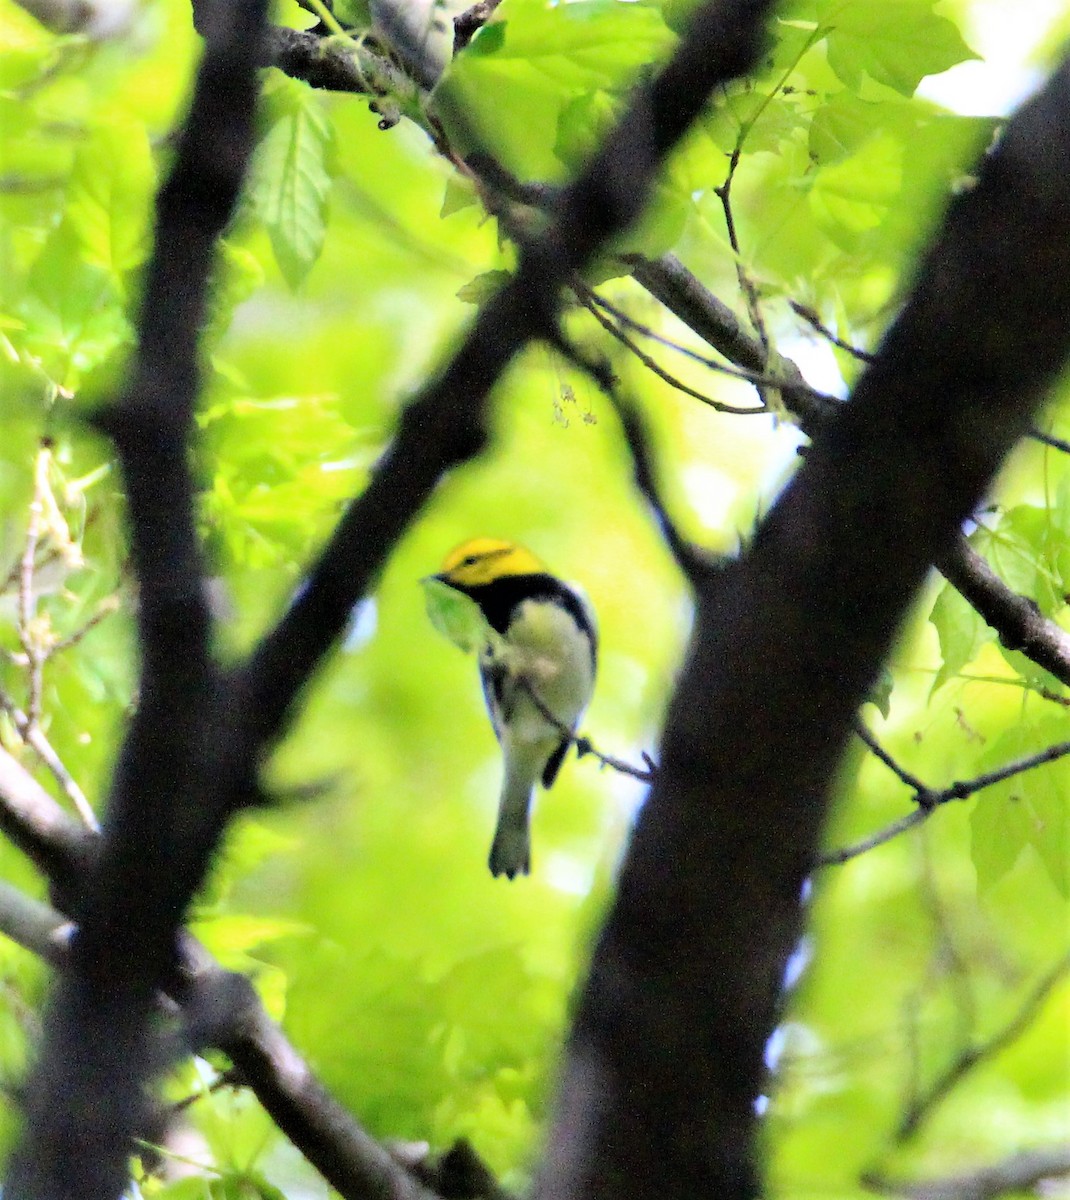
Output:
[[0, 0, 1067, 1194]]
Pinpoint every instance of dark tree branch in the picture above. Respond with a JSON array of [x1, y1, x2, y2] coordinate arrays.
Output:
[[406, 1138, 515, 1200], [612, 395, 713, 586], [631, 251, 1070, 693], [626, 253, 843, 430], [0, 687, 97, 832], [938, 537, 1070, 686], [0, 747, 96, 904], [453, 0, 503, 54], [534, 50, 1070, 1200], [582, 283, 844, 404], [0, 880, 71, 967], [261, 26, 375, 94], [190, 957, 447, 1200], [5, 1, 270, 1196]]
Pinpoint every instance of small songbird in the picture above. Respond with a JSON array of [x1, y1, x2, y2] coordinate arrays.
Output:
[[433, 538, 597, 878]]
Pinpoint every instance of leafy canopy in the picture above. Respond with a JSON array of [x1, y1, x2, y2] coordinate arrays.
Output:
[[0, 0, 1066, 1195]]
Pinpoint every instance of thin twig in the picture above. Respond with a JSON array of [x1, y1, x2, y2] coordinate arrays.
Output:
[[894, 954, 1070, 1142], [548, 323, 712, 581], [789, 300, 876, 363], [853, 720, 930, 794], [714, 144, 769, 352], [0, 686, 99, 831], [18, 446, 49, 728], [949, 738, 1070, 796], [577, 289, 765, 415], [50, 595, 120, 656], [709, 28, 822, 358], [453, 0, 503, 53], [1029, 428, 1070, 455], [168, 1067, 245, 1116], [583, 284, 830, 400], [819, 808, 930, 867], [517, 678, 655, 784], [625, 254, 842, 433], [819, 737, 1070, 867]]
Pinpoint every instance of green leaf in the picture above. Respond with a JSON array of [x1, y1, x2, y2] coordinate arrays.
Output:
[[456, 269, 512, 305], [929, 579, 992, 692], [19, 225, 134, 385], [437, 0, 674, 176], [0, 94, 73, 194], [970, 720, 1070, 897], [192, 913, 309, 960], [818, 0, 978, 97], [250, 78, 336, 288], [333, 0, 374, 27], [441, 176, 478, 218], [809, 132, 902, 243], [65, 118, 155, 283], [422, 577, 501, 655], [554, 89, 620, 170], [705, 87, 806, 157], [972, 514, 1044, 599], [460, 0, 669, 83], [203, 240, 265, 350], [808, 92, 910, 166], [465, 19, 506, 55], [863, 665, 894, 719], [149, 1179, 216, 1200]]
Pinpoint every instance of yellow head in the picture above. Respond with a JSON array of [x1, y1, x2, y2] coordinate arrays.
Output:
[[439, 537, 546, 587]]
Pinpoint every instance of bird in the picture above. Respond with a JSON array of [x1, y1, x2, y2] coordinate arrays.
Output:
[[432, 537, 597, 878]]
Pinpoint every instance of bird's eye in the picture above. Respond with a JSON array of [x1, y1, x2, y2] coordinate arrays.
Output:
[[463, 554, 479, 566]]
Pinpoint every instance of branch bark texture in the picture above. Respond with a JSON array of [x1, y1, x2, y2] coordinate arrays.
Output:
[[534, 53, 1070, 1200]]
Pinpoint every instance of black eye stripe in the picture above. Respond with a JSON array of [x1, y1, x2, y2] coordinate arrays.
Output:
[[458, 547, 511, 570]]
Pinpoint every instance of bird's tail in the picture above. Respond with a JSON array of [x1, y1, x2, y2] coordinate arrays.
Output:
[[488, 751, 536, 879]]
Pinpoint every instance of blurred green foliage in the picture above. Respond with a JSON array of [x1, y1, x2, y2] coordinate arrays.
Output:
[[0, 0, 1066, 1195]]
